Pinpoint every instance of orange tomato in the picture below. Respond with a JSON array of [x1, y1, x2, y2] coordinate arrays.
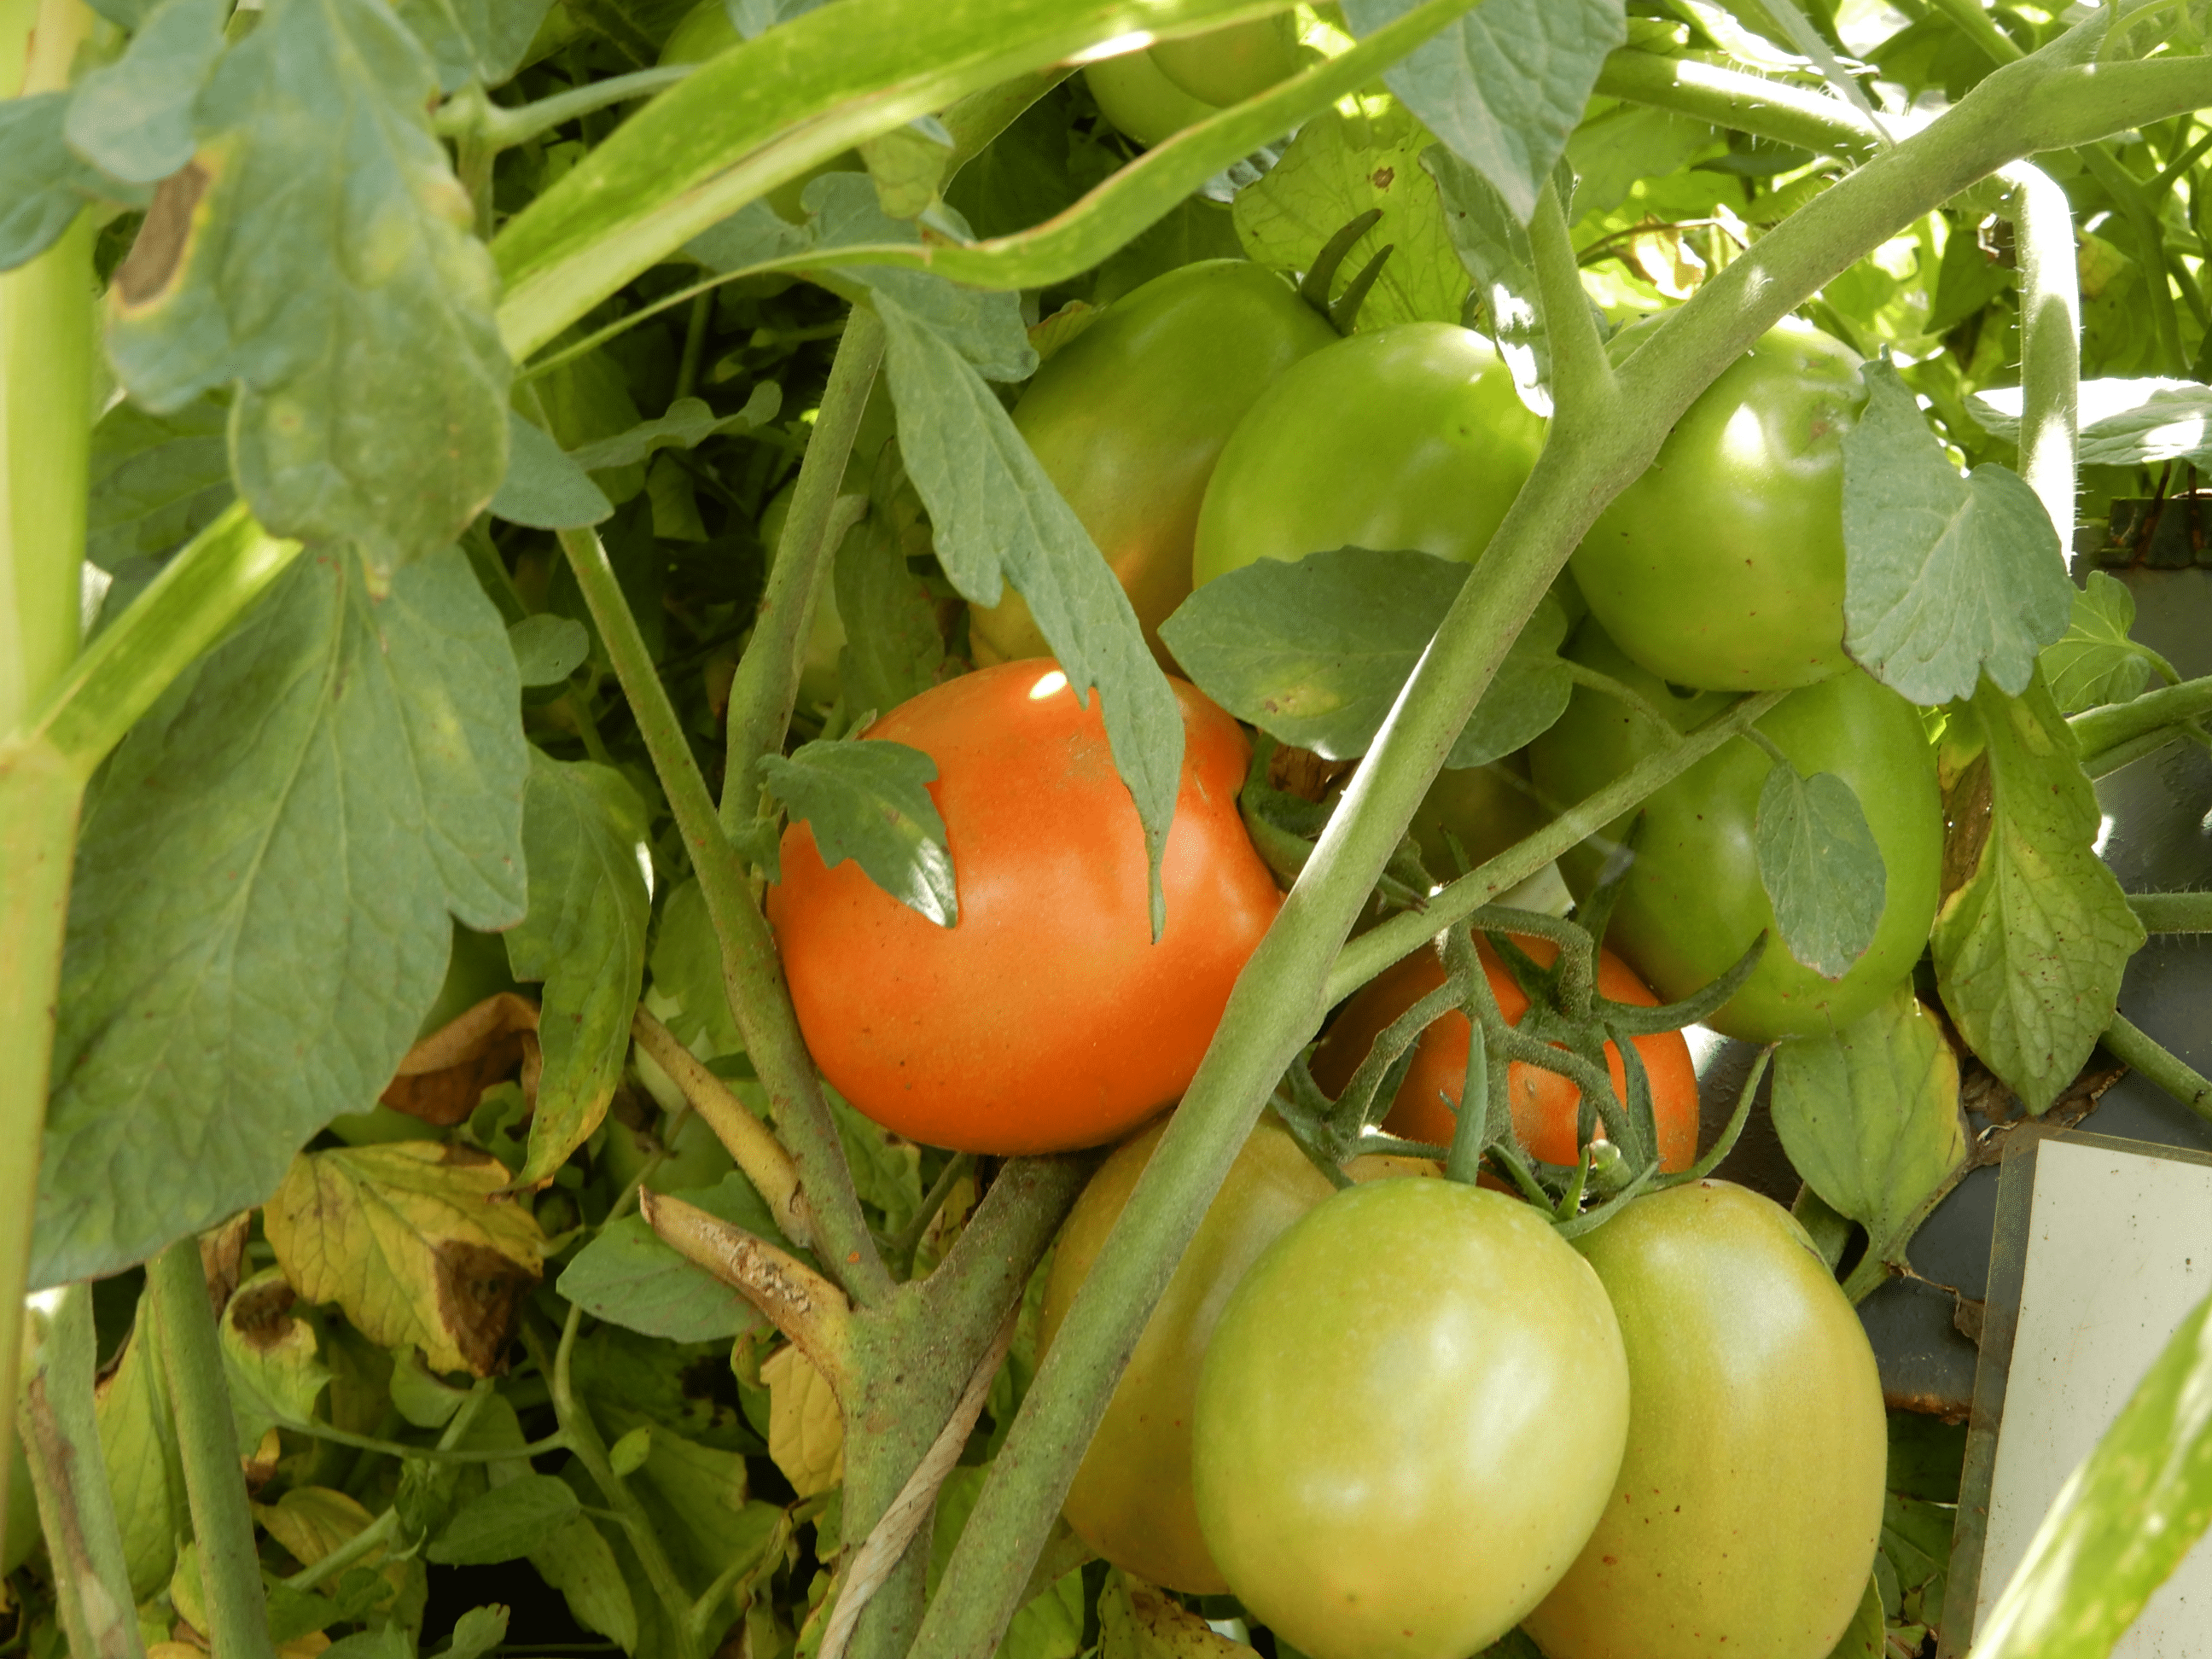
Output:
[[1310, 934, 1699, 1170], [765, 662, 1281, 1154]]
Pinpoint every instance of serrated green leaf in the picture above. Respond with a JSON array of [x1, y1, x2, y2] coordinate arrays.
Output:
[[428, 1474, 581, 1565], [84, 394, 234, 566], [649, 878, 742, 1055], [557, 1170, 785, 1342], [1772, 987, 1966, 1274], [835, 510, 946, 721], [760, 738, 956, 927], [63, 0, 228, 183], [508, 614, 590, 687], [35, 547, 528, 1286], [505, 753, 652, 1187], [2040, 571, 2157, 715], [1342, 0, 1626, 223], [1423, 144, 1550, 413], [870, 274, 1183, 930], [1842, 360, 2072, 703], [1755, 764, 1886, 980], [1970, 376, 2212, 469], [107, 0, 509, 574], [0, 93, 145, 271], [219, 1266, 333, 1447], [1932, 677, 2145, 1113], [492, 410, 614, 529], [1159, 548, 1570, 768], [1231, 102, 1469, 332], [566, 381, 782, 471]]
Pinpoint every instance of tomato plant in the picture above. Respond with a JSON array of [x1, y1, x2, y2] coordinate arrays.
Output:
[[1190, 322, 1546, 586], [1311, 931, 1700, 1168], [767, 661, 1279, 1153], [1191, 1178, 1630, 1659], [970, 260, 1337, 667], [1570, 323, 1866, 691], [1528, 620, 1944, 1042], [1085, 17, 1301, 148], [1524, 1181, 1887, 1659]]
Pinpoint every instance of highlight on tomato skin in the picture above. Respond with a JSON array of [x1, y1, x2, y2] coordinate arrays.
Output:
[[764, 661, 1282, 1156], [1310, 932, 1701, 1173]]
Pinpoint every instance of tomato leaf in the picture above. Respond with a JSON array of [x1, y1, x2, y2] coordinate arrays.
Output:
[[62, 0, 229, 183], [33, 547, 527, 1287], [1840, 359, 2072, 704], [1231, 103, 1470, 333], [389, 0, 556, 91], [92, 1282, 189, 1599], [1771, 987, 1966, 1277], [106, 0, 510, 578], [2039, 571, 2158, 715], [835, 511, 946, 723], [1971, 1286, 2212, 1658], [1970, 375, 2212, 469], [219, 1268, 333, 1450], [492, 410, 614, 530], [1158, 548, 1571, 768], [1340, 0, 1626, 224], [1932, 677, 2144, 1113], [0, 93, 147, 271], [565, 382, 782, 471], [504, 753, 652, 1188], [1821, 1575, 1883, 1659], [439, 1605, 513, 1659], [85, 393, 235, 567], [428, 1476, 581, 1565], [1754, 764, 1886, 981], [558, 1170, 789, 1343], [508, 614, 589, 688], [1423, 144, 1551, 414], [649, 879, 742, 1056], [760, 738, 957, 928]]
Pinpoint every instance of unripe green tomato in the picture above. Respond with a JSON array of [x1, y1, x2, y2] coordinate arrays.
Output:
[[1150, 15, 1302, 105], [1040, 1117, 1437, 1594], [1524, 1181, 1886, 1659], [1570, 321, 1866, 691], [1191, 323, 1547, 588], [1406, 753, 1550, 879], [1193, 1179, 1628, 1659], [1085, 49, 1220, 148], [760, 479, 848, 710], [660, 3, 862, 224], [970, 260, 1337, 668], [1527, 620, 1941, 1042], [600, 1109, 736, 1195]]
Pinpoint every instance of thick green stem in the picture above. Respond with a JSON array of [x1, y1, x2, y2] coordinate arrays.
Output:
[[1928, 0, 2025, 67], [2070, 674, 2212, 763], [1594, 47, 1883, 163], [720, 304, 885, 830], [2005, 162, 2081, 549], [17, 1285, 146, 1659], [2129, 892, 2212, 932], [552, 518, 890, 1301], [2102, 1012, 2212, 1125], [149, 1237, 276, 1659]]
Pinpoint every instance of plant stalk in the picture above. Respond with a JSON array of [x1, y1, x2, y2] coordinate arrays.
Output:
[[149, 1237, 276, 1659], [2004, 162, 2081, 551], [2070, 675, 2212, 763], [2128, 893, 2212, 933], [2102, 1013, 2212, 1125], [1595, 46, 1883, 162]]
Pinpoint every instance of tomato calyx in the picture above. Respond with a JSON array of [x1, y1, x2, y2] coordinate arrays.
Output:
[[1295, 208, 1395, 337]]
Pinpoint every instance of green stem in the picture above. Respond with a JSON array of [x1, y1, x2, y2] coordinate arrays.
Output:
[[269, 1415, 574, 1464], [2005, 162, 2081, 546], [16, 1285, 147, 1659], [1560, 660, 1682, 736], [2069, 674, 2212, 761], [674, 292, 713, 405], [2103, 1012, 2212, 1125], [149, 1237, 276, 1659], [436, 66, 697, 152], [2128, 892, 2212, 932], [720, 303, 885, 830], [282, 1505, 399, 1594], [550, 513, 889, 1302], [1927, 0, 2024, 67], [1594, 47, 1883, 163]]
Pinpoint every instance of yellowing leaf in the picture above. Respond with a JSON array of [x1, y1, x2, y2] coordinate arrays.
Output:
[[254, 1487, 380, 1571], [220, 1267, 332, 1448], [1099, 1569, 1245, 1659], [265, 1143, 544, 1377], [94, 1284, 187, 1601], [760, 1343, 844, 1497]]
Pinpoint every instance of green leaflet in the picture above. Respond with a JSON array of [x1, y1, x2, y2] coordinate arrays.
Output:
[[760, 738, 957, 927], [1754, 763, 1886, 981]]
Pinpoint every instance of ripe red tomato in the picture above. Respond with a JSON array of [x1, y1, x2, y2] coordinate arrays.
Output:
[[1192, 1179, 1630, 1659], [765, 663, 1281, 1154], [1311, 934, 1699, 1170], [1525, 1181, 1886, 1659]]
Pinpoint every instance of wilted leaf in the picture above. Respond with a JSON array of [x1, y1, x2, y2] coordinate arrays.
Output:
[[557, 1171, 785, 1343], [760, 739, 956, 927], [504, 754, 651, 1188], [221, 1267, 333, 1447], [1842, 360, 2072, 704], [265, 1142, 544, 1376], [428, 1475, 580, 1565], [1097, 1567, 1243, 1659], [1932, 678, 2144, 1113], [36, 547, 528, 1288], [1231, 102, 1469, 332], [1160, 550, 1570, 767], [1755, 765, 1886, 981], [2040, 571, 2157, 715], [1772, 987, 1966, 1274], [760, 1343, 843, 1496], [1341, 0, 1626, 223], [379, 992, 540, 1127]]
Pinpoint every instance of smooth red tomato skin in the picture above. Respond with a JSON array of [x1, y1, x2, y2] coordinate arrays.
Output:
[[1040, 1121, 1435, 1593], [767, 663, 1280, 1154], [1191, 323, 1546, 586], [973, 261, 1337, 669], [1525, 1181, 1886, 1659], [1570, 322, 1866, 691], [1193, 1179, 1629, 1659], [1528, 620, 1941, 1043], [1312, 934, 1699, 1169]]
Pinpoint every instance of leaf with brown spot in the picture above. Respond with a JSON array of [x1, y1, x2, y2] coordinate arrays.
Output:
[[264, 1143, 544, 1377], [220, 1266, 332, 1447], [381, 992, 541, 1127]]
